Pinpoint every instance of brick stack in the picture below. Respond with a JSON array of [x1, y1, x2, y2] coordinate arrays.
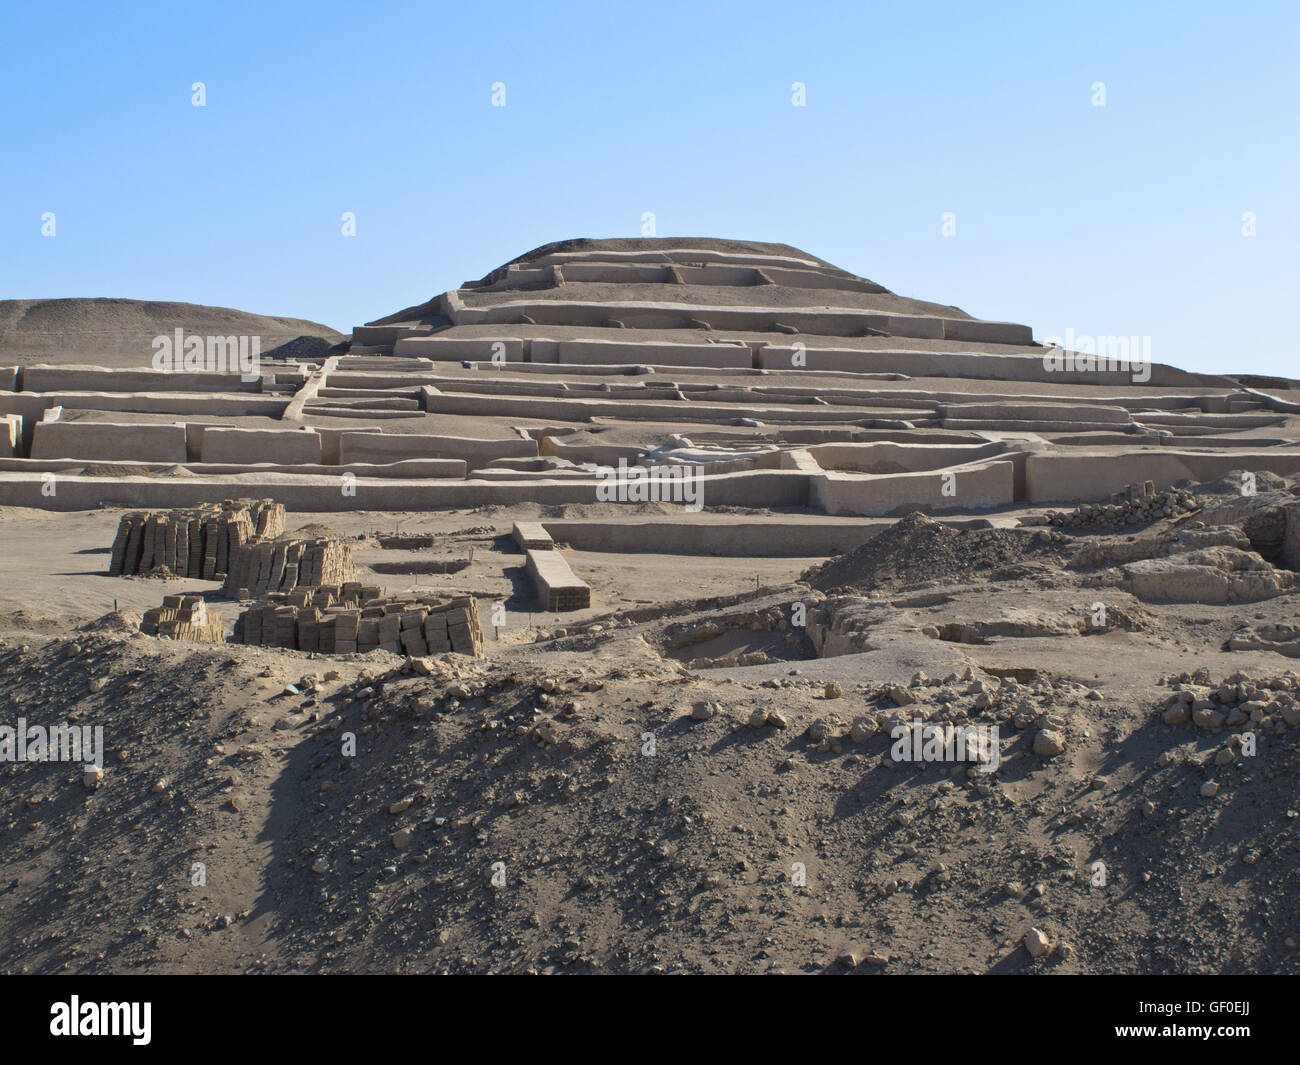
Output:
[[234, 587, 483, 657], [223, 538, 355, 599], [141, 594, 225, 642], [109, 499, 285, 579]]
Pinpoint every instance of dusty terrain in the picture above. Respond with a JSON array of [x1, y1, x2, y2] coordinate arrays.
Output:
[[2, 481, 1298, 974]]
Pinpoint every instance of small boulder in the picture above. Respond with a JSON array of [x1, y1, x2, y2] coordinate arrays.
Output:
[[1032, 729, 1066, 757]]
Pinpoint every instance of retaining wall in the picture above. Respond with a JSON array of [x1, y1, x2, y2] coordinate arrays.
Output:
[[1025, 450, 1300, 502], [539, 517, 994, 555], [754, 345, 1230, 387], [812, 459, 1015, 516], [337, 431, 537, 465], [807, 440, 1006, 472], [556, 339, 752, 368], [0, 466, 811, 512], [21, 365, 262, 393], [0, 414, 18, 457], [201, 427, 323, 465], [30, 420, 188, 462]]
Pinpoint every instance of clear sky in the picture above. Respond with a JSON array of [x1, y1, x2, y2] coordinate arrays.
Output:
[[3, 0, 1296, 376]]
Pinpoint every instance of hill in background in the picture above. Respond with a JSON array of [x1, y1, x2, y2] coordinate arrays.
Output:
[[0, 298, 344, 368]]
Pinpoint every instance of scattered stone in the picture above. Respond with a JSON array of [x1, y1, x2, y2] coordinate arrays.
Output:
[[1032, 729, 1065, 757], [1024, 927, 1052, 958]]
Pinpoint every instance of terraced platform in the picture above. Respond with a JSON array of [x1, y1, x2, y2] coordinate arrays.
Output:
[[2, 238, 1298, 515]]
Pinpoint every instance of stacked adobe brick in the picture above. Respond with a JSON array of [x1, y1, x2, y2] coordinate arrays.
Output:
[[222, 537, 355, 599], [233, 587, 483, 657], [109, 499, 285, 579], [140, 594, 225, 642]]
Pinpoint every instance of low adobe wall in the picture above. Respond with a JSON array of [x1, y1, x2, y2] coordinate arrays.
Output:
[[942, 319, 1034, 345], [421, 386, 889, 425], [525, 549, 591, 611], [351, 325, 434, 346], [0, 466, 811, 512], [539, 517, 993, 555], [1025, 450, 1300, 502], [0, 414, 18, 458], [938, 401, 1132, 424], [21, 365, 262, 393], [523, 246, 824, 271], [754, 345, 1229, 387], [942, 418, 1140, 434], [337, 431, 537, 465], [0, 455, 466, 479], [394, 336, 526, 362], [41, 391, 288, 417], [556, 340, 752, 368], [0, 393, 55, 453], [324, 372, 442, 389], [806, 440, 1006, 472], [447, 296, 1035, 345], [541, 519, 869, 555], [538, 437, 645, 464], [812, 459, 1015, 516], [30, 420, 188, 462], [200, 427, 322, 465]]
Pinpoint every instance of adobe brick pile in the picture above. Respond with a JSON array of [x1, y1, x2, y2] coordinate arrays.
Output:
[[234, 587, 483, 657], [140, 594, 226, 643], [109, 499, 285, 578], [222, 537, 355, 599]]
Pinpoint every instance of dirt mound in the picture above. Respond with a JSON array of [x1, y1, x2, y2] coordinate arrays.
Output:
[[79, 610, 141, 634], [262, 335, 345, 362], [804, 512, 1056, 593], [289, 522, 344, 541]]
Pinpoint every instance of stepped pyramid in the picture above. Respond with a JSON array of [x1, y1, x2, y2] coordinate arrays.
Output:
[[3, 237, 1298, 519], [354, 236, 1044, 362]]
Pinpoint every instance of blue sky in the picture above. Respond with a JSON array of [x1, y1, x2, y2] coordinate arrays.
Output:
[[3, 0, 1296, 376]]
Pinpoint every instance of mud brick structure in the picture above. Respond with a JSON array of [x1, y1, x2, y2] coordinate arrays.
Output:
[[108, 499, 285, 577], [234, 586, 483, 657], [140, 594, 225, 642], [525, 547, 591, 611], [4, 239, 1298, 520], [511, 521, 554, 551]]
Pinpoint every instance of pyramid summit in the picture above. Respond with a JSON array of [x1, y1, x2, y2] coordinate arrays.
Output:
[[350, 236, 1242, 393], [357, 235, 1040, 358]]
